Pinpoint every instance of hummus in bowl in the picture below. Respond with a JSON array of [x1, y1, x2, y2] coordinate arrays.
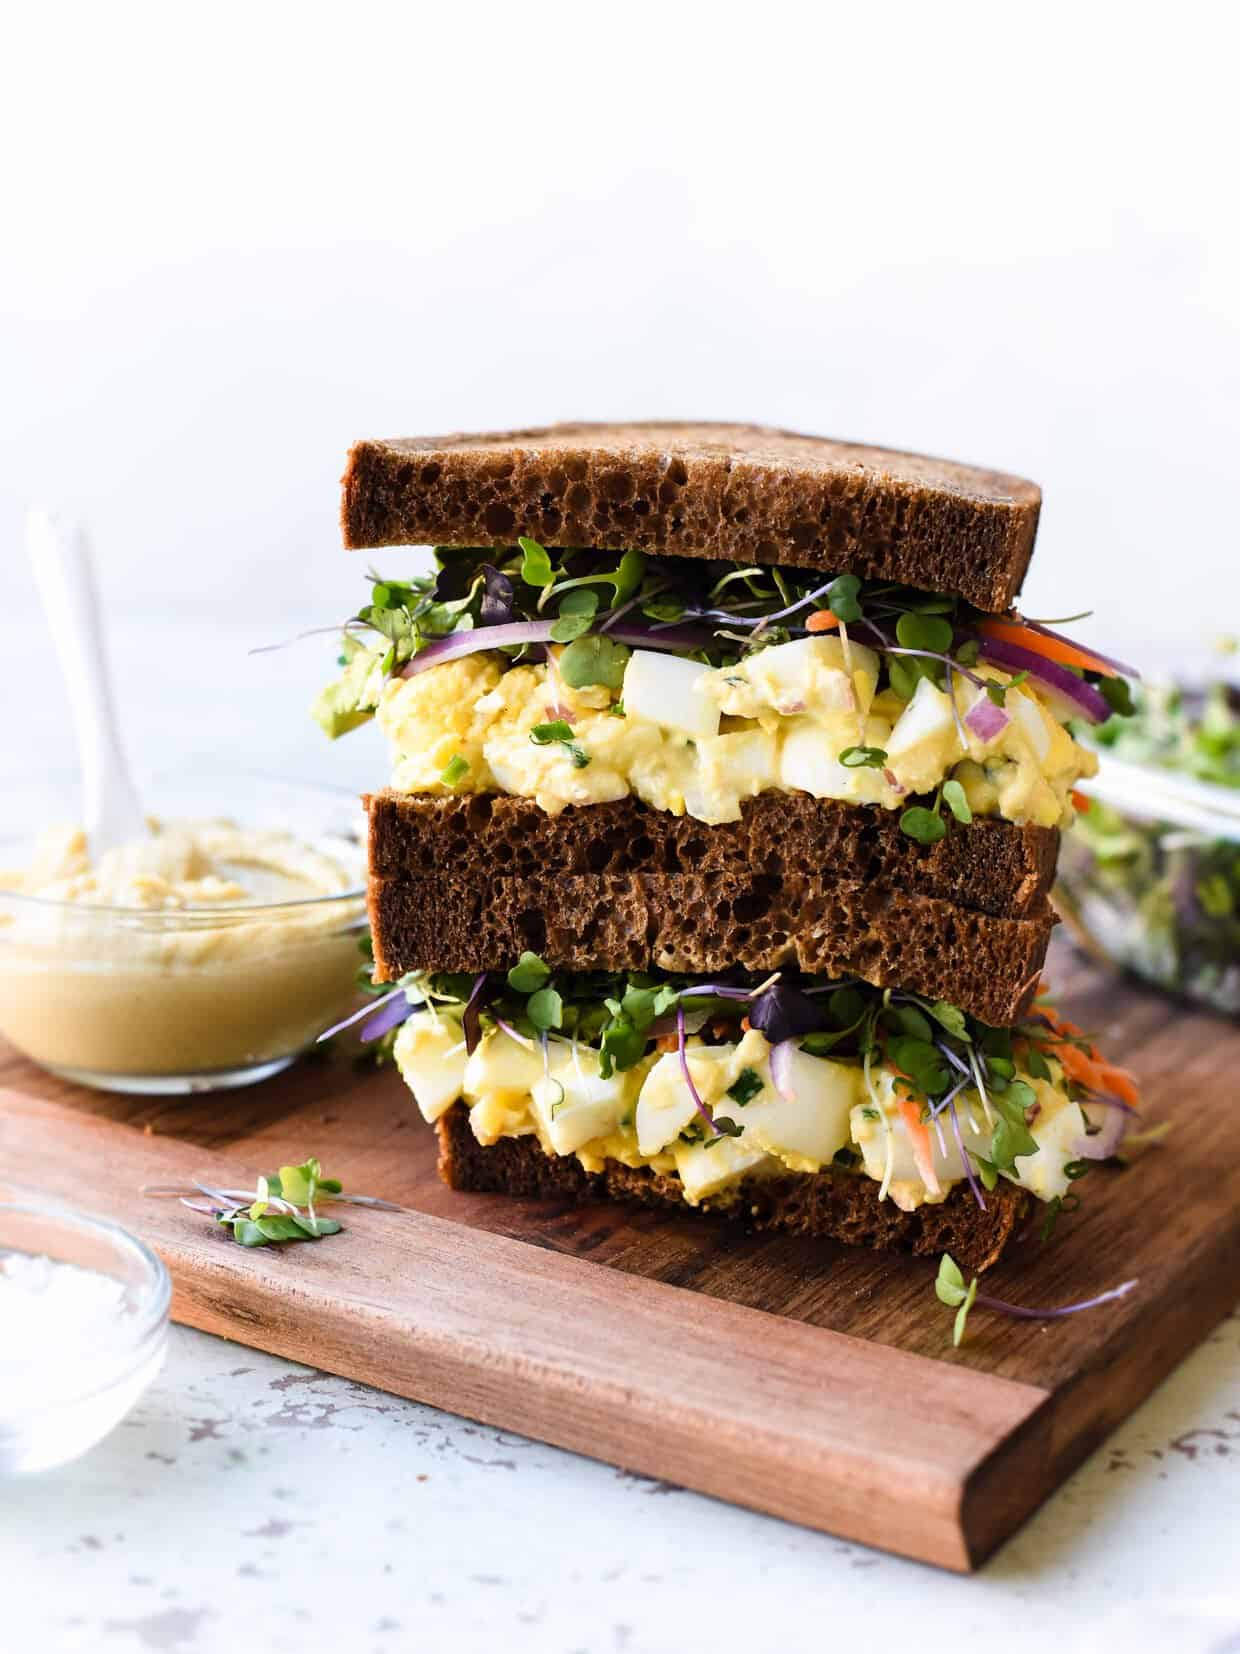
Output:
[[0, 776, 366, 1093]]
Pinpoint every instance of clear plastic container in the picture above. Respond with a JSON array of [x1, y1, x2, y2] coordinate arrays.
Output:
[[1057, 754, 1240, 1016], [0, 1199, 171, 1474], [0, 772, 367, 1092]]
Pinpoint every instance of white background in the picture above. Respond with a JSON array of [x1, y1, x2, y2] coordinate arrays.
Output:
[[2, 0, 1237, 794]]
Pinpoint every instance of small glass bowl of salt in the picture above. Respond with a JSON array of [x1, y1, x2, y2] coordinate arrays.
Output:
[[0, 1201, 171, 1473]]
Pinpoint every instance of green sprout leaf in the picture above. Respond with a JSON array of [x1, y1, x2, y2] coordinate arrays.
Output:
[[935, 1253, 967, 1306], [518, 537, 555, 587], [550, 587, 600, 643], [941, 779, 973, 823], [954, 1276, 979, 1347], [559, 634, 630, 690], [526, 986, 564, 1032], [507, 952, 551, 993], [935, 1254, 979, 1346], [925, 1000, 971, 1043], [899, 806, 947, 845], [896, 612, 954, 654], [826, 574, 863, 623], [839, 745, 888, 769]]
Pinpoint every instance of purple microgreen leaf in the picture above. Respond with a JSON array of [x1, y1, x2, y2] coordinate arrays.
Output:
[[462, 972, 490, 1055]]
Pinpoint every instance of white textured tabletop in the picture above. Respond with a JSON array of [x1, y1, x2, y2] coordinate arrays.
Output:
[[5, 618, 1240, 1653], [7, 1315, 1240, 1654]]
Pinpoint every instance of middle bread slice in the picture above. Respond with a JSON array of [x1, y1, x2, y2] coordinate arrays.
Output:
[[366, 792, 1057, 1026]]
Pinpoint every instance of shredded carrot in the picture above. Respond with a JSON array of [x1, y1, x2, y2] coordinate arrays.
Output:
[[978, 616, 1121, 679], [655, 1034, 678, 1053], [1071, 788, 1092, 814], [898, 1098, 941, 1197], [740, 1015, 752, 1032], [1039, 1004, 1140, 1105], [806, 609, 840, 634]]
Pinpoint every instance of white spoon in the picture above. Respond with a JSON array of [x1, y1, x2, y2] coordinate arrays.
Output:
[[26, 507, 148, 858]]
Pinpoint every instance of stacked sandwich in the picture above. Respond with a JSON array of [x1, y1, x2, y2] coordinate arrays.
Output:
[[318, 423, 1139, 1273]]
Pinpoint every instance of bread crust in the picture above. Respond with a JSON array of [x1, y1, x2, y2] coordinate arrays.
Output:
[[366, 791, 1058, 920], [368, 866, 1053, 1027], [436, 1102, 1029, 1275], [341, 422, 1040, 611]]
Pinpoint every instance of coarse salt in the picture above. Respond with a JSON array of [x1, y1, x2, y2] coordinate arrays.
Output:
[[1, 1251, 133, 1410]]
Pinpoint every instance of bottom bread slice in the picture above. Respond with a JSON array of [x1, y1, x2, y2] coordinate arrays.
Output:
[[436, 1102, 1030, 1275]]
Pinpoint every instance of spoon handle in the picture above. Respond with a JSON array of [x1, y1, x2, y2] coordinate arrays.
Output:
[[26, 507, 147, 855]]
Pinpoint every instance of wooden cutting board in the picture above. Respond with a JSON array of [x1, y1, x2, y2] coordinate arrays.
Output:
[[2, 939, 1238, 1571]]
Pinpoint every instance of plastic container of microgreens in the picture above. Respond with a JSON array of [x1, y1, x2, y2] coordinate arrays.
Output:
[[1056, 680, 1240, 1017]]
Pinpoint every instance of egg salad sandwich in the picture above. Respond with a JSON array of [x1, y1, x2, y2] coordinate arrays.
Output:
[[313, 422, 1140, 1268]]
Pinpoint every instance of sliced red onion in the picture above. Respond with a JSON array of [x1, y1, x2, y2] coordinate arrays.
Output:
[[1020, 619, 1140, 681], [769, 1038, 797, 1102], [400, 620, 559, 677], [677, 1004, 720, 1134], [1073, 1102, 1130, 1161], [604, 621, 719, 655], [976, 635, 1112, 724], [964, 695, 1010, 742]]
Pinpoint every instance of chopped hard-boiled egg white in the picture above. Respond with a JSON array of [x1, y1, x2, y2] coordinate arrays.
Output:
[[395, 1016, 1086, 1212], [621, 650, 720, 741], [392, 1010, 468, 1122], [375, 636, 1097, 829]]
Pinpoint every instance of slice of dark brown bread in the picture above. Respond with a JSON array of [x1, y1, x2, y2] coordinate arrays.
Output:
[[369, 868, 1053, 1026], [367, 791, 1058, 921], [341, 422, 1041, 612], [436, 1102, 1029, 1275]]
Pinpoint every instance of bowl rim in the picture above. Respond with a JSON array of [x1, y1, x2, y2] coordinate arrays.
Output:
[[0, 1200, 172, 1352], [0, 770, 367, 917]]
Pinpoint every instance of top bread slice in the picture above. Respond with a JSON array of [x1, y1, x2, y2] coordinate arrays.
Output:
[[341, 422, 1041, 612]]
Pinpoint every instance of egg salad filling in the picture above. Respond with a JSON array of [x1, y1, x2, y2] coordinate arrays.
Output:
[[364, 956, 1140, 1220], [311, 543, 1135, 839]]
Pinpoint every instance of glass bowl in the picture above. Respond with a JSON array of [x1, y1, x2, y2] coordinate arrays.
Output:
[[0, 1199, 171, 1474], [0, 772, 367, 1092], [1057, 753, 1240, 1016]]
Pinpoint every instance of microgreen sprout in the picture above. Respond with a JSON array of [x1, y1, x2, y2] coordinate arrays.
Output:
[[143, 1158, 402, 1249], [935, 1253, 1137, 1347], [306, 545, 1135, 773]]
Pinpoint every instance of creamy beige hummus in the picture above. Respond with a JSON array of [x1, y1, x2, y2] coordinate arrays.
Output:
[[0, 819, 365, 1080]]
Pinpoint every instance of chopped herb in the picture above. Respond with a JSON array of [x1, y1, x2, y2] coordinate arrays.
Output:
[[839, 745, 888, 769], [439, 753, 470, 787], [706, 1115, 743, 1141], [726, 1068, 764, 1107], [530, 720, 591, 768]]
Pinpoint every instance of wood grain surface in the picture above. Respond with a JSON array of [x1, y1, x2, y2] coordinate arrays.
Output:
[[2, 938, 1237, 1569]]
